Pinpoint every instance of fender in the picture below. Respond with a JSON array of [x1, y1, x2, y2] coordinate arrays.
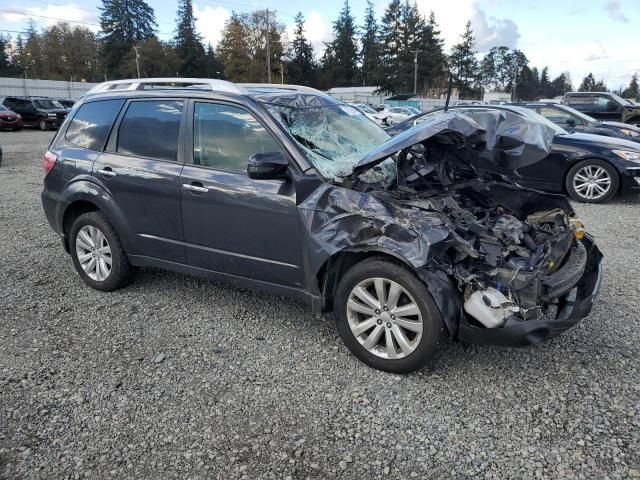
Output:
[[58, 178, 137, 253]]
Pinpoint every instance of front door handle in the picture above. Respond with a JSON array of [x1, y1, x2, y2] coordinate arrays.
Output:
[[183, 183, 209, 193], [98, 167, 116, 177]]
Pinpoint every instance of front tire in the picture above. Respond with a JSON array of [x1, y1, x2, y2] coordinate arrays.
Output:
[[69, 212, 136, 291], [566, 159, 619, 203], [334, 258, 442, 373]]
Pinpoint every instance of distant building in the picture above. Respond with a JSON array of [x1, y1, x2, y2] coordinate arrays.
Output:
[[326, 86, 387, 104], [483, 91, 512, 104]]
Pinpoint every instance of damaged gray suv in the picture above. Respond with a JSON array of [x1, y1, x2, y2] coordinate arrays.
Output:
[[42, 79, 603, 373]]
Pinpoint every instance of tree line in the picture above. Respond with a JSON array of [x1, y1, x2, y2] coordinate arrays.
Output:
[[0, 0, 638, 101]]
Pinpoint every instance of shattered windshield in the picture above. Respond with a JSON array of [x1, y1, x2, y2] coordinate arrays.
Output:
[[261, 94, 391, 181]]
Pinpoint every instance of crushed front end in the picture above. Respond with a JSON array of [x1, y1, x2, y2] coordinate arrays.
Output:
[[262, 93, 603, 348]]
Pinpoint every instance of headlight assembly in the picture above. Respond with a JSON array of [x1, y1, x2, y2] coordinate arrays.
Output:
[[620, 129, 640, 137], [612, 150, 640, 164]]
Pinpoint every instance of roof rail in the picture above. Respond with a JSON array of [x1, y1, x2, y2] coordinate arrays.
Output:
[[239, 83, 328, 96], [85, 78, 246, 95]]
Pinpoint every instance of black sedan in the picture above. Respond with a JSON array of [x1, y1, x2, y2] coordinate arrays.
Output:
[[386, 105, 640, 203], [516, 102, 640, 143]]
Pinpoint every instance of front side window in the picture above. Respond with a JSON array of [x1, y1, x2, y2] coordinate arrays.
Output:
[[66, 99, 124, 151], [193, 102, 283, 171], [117, 100, 183, 162], [540, 107, 575, 125]]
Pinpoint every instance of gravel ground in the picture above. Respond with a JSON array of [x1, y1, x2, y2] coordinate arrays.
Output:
[[0, 129, 639, 480]]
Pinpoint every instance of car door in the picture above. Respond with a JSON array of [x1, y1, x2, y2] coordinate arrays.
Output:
[[179, 100, 304, 288], [567, 95, 598, 119], [593, 94, 622, 121], [94, 98, 187, 263]]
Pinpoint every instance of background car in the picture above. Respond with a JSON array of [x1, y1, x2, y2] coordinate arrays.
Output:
[[56, 98, 77, 108], [349, 103, 390, 126], [1, 96, 70, 130], [516, 102, 640, 143], [0, 104, 22, 131], [384, 106, 421, 125], [564, 91, 640, 126], [388, 104, 640, 203]]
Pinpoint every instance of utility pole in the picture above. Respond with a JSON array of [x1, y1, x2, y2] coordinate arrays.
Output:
[[280, 62, 284, 84], [133, 45, 141, 79], [265, 9, 271, 83], [411, 50, 422, 95], [512, 65, 518, 101]]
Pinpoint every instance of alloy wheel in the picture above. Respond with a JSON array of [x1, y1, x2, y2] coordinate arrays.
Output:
[[346, 277, 423, 359], [75, 225, 112, 282], [572, 165, 612, 201]]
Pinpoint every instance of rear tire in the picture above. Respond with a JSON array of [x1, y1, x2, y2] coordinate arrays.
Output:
[[565, 159, 619, 203], [334, 258, 442, 373], [38, 119, 49, 131], [69, 212, 137, 291]]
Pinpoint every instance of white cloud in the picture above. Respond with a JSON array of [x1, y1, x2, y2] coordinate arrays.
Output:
[[604, 0, 629, 23], [0, 4, 99, 31], [304, 10, 332, 51], [415, 0, 519, 53], [194, 4, 231, 48]]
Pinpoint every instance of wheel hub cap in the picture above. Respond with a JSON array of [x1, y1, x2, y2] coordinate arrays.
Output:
[[346, 277, 423, 360], [75, 225, 112, 282], [573, 165, 611, 200]]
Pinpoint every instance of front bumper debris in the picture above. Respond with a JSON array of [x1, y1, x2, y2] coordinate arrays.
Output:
[[457, 235, 602, 347]]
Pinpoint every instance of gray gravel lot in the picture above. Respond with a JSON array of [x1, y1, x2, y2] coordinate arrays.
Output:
[[1, 129, 639, 479]]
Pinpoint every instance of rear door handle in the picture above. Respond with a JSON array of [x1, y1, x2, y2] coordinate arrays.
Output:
[[98, 167, 116, 177], [183, 183, 209, 193]]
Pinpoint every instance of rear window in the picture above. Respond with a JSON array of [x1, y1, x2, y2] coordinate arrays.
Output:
[[116, 100, 183, 162], [65, 99, 124, 151]]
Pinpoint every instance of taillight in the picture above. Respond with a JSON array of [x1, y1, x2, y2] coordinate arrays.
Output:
[[43, 151, 58, 176]]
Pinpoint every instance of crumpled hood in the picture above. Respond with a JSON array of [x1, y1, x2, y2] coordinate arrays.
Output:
[[352, 111, 556, 177]]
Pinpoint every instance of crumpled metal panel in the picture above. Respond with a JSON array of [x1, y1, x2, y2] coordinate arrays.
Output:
[[298, 182, 452, 269], [353, 111, 556, 176]]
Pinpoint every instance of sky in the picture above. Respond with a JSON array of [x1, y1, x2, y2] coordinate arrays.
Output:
[[0, 0, 637, 90]]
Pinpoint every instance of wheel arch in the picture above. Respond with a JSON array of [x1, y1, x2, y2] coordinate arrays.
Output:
[[315, 247, 418, 313], [625, 116, 640, 126], [59, 180, 134, 253]]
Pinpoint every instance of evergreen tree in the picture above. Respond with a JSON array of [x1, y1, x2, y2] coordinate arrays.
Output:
[[449, 21, 479, 99], [549, 72, 572, 97], [360, 1, 379, 87], [120, 37, 180, 77], [286, 13, 316, 86], [321, 0, 359, 87], [539, 66, 550, 97], [622, 73, 639, 99], [592, 78, 608, 92], [205, 43, 224, 79], [174, 0, 207, 77], [99, 0, 157, 78], [417, 11, 446, 94], [0, 34, 16, 76], [579, 73, 596, 91], [217, 13, 252, 81], [378, 0, 403, 93]]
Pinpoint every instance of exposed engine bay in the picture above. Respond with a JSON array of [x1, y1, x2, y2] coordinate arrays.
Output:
[[345, 117, 587, 331]]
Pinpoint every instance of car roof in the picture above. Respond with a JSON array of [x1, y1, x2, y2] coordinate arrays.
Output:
[[81, 78, 331, 104]]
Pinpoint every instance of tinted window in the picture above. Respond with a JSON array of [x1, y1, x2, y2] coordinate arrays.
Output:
[[65, 99, 124, 151], [117, 100, 183, 162], [540, 107, 574, 125], [193, 102, 282, 171]]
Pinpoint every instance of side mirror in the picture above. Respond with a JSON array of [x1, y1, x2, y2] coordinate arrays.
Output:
[[247, 151, 288, 180], [607, 100, 620, 112], [566, 118, 576, 127]]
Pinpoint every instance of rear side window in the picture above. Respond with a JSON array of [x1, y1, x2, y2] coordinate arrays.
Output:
[[117, 100, 183, 162], [566, 96, 593, 106], [65, 99, 124, 151]]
